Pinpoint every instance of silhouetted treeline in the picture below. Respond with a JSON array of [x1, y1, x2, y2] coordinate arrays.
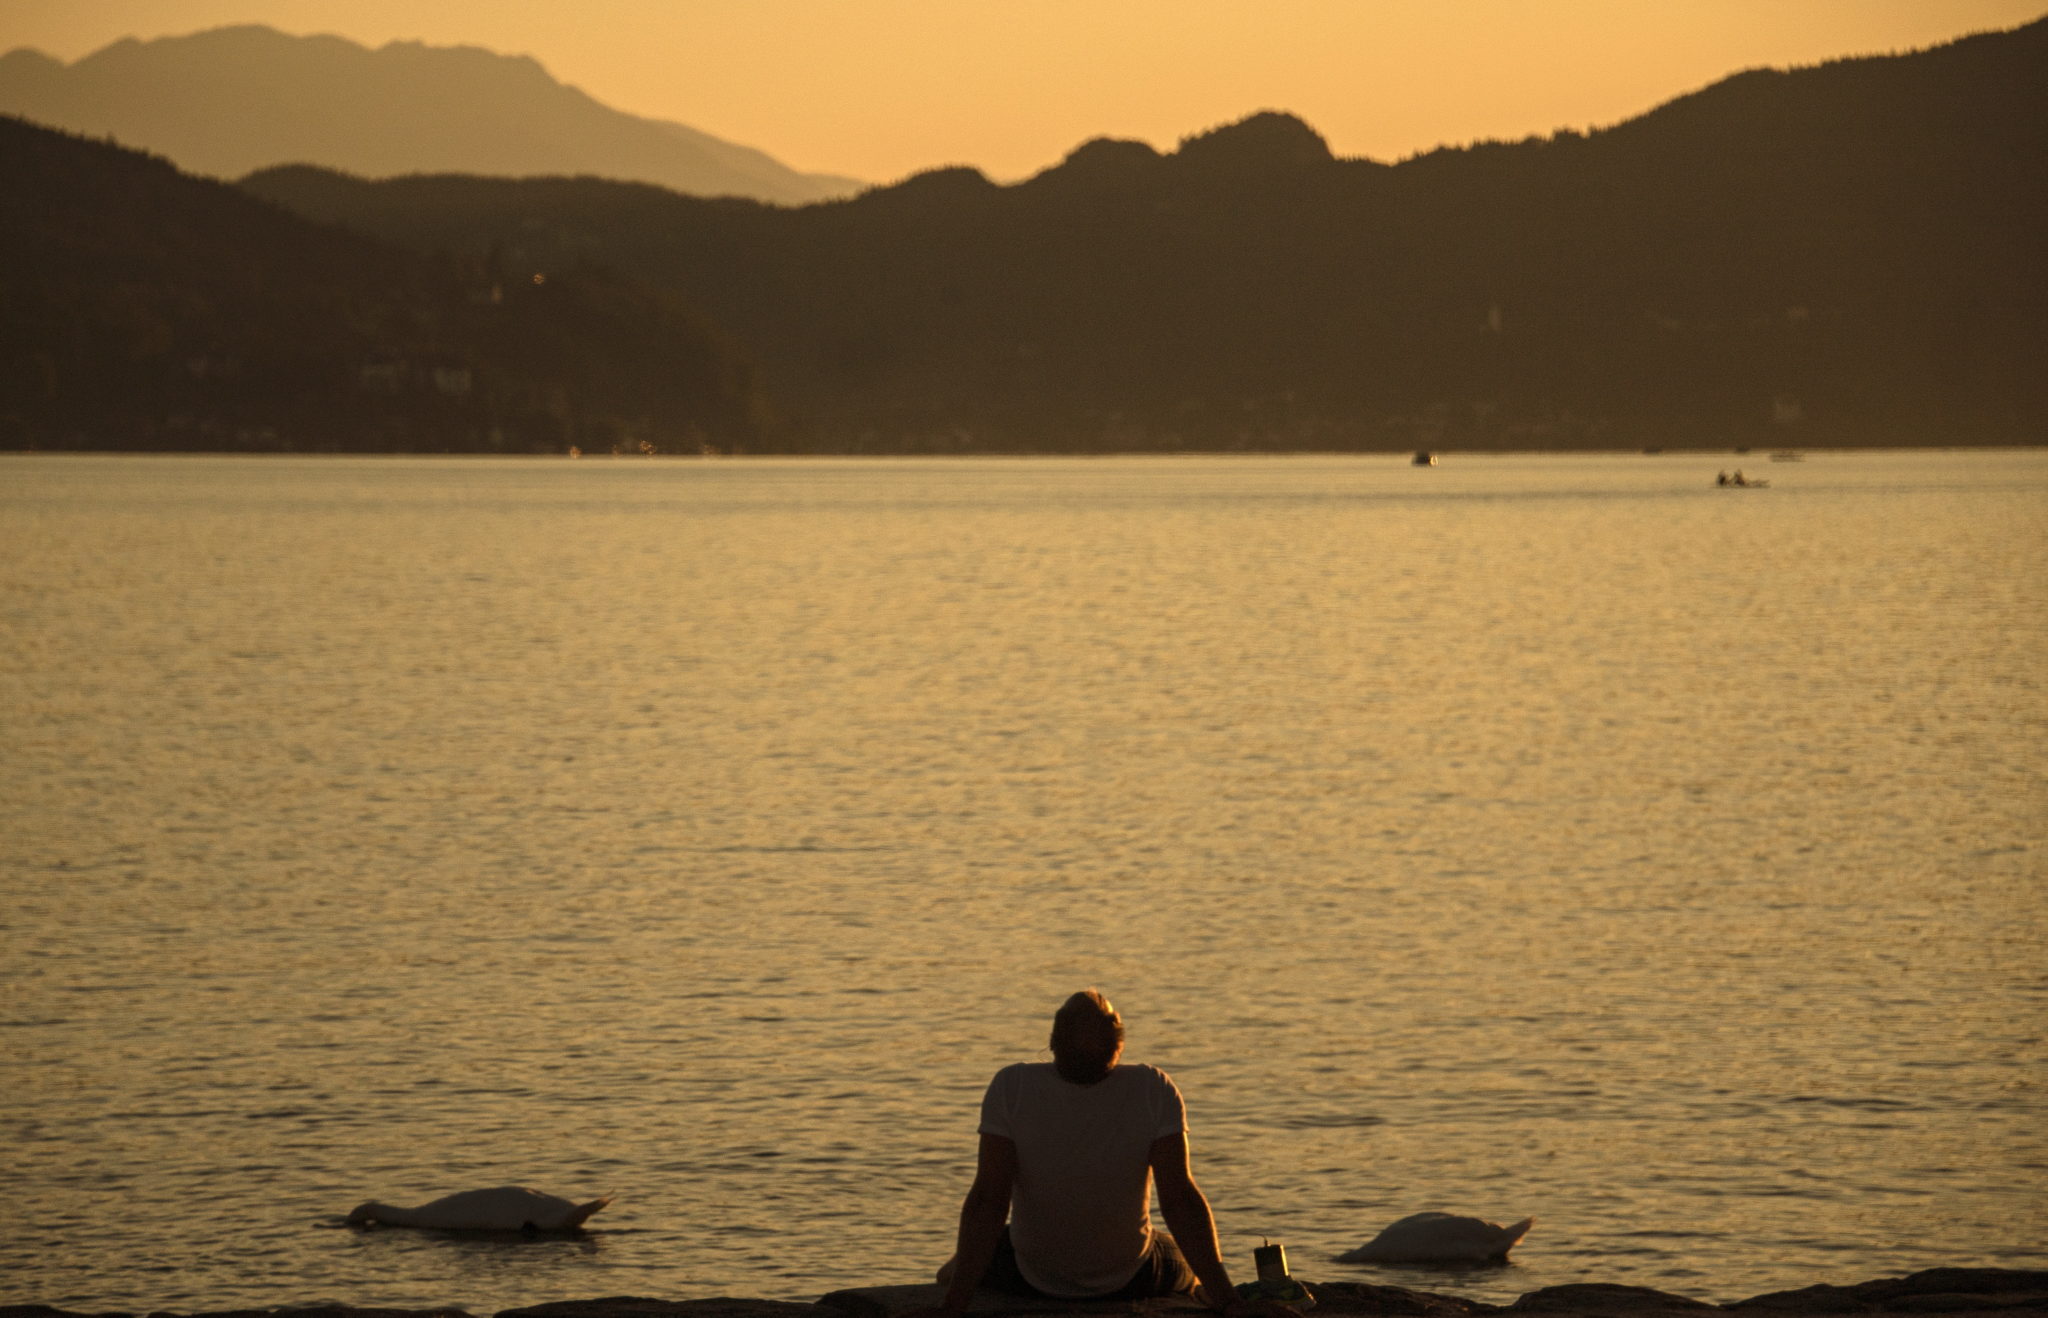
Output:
[[8, 19, 2045, 455], [0, 115, 770, 453], [244, 20, 2046, 452]]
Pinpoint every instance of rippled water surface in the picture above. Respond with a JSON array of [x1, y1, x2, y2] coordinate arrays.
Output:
[[3, 451, 2043, 1312]]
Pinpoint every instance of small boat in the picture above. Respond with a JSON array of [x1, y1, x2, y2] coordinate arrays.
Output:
[[1769, 451, 1804, 462], [1412, 451, 1437, 466]]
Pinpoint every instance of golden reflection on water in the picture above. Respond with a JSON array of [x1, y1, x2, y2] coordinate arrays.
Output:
[[1, 452, 2043, 1312]]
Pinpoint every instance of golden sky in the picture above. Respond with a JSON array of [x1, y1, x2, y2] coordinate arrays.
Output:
[[10, 0, 2045, 181]]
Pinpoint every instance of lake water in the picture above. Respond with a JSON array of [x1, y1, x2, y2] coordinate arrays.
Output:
[[2, 450, 2043, 1314]]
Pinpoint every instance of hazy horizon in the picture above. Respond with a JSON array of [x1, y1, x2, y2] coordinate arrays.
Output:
[[9, 0, 2045, 181]]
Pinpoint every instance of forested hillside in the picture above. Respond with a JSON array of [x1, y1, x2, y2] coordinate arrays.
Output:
[[0, 116, 770, 452], [245, 20, 2047, 451], [6, 19, 2043, 454]]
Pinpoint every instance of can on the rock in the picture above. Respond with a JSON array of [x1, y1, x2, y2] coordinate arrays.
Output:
[[1255, 1240, 1289, 1283]]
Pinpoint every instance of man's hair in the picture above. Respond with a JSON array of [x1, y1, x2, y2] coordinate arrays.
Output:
[[1050, 988, 1125, 1085]]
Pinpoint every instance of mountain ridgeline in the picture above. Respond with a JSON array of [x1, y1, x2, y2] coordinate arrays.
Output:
[[7, 19, 2046, 453], [0, 25, 860, 204]]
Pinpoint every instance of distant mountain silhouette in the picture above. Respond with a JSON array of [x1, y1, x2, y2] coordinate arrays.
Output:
[[10, 22, 2045, 453], [0, 115, 770, 452], [0, 25, 859, 204], [242, 20, 2047, 452]]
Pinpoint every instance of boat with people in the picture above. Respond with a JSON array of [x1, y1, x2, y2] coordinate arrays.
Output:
[[1716, 469, 1769, 488]]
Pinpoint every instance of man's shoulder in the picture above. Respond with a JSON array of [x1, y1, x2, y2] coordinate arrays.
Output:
[[987, 1061, 1182, 1099], [1123, 1064, 1188, 1137], [986, 1060, 1055, 1092], [1120, 1062, 1180, 1092]]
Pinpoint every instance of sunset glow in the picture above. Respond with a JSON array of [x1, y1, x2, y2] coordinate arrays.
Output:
[[10, 0, 2045, 181]]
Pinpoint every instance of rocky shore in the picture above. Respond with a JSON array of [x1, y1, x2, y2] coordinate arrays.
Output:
[[7, 1269, 2046, 1318]]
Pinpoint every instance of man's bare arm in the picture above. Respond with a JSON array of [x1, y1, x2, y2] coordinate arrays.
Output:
[[933, 1133, 1018, 1318], [1149, 1131, 1241, 1310], [1150, 1132, 1298, 1317]]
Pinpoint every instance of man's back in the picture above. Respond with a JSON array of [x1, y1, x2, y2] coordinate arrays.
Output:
[[922, 991, 1278, 1318], [978, 1060, 1187, 1296]]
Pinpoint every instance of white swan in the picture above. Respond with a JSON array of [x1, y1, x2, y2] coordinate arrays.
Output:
[[346, 1186, 613, 1232], [1337, 1212, 1534, 1263]]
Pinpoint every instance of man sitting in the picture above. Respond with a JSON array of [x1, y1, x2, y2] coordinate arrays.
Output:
[[922, 989, 1287, 1316]]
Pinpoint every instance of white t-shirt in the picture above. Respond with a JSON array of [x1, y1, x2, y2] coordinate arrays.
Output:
[[977, 1061, 1189, 1298]]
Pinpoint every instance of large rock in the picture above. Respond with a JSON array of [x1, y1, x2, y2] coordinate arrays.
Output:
[[501, 1301, 831, 1318], [0, 1309, 470, 1318], [817, 1287, 1203, 1318], [1303, 1281, 1488, 1316], [7, 1272, 2048, 1318], [1509, 1285, 1714, 1312], [821, 1281, 1505, 1318], [1729, 1269, 2048, 1313]]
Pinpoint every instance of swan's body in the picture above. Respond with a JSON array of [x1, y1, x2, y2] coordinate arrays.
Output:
[[346, 1186, 613, 1232], [1337, 1212, 1534, 1263]]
